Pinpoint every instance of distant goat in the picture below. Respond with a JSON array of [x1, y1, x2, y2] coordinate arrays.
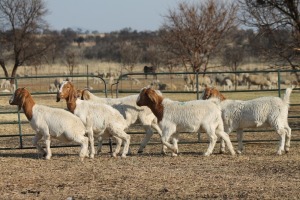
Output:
[[143, 66, 157, 79]]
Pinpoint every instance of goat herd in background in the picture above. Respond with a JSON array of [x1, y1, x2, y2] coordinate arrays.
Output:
[[8, 79, 294, 161]]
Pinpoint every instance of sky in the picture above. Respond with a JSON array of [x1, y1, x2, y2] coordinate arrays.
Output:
[[45, 0, 181, 33]]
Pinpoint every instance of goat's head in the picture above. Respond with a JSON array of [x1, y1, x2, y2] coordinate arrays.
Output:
[[136, 87, 162, 107], [201, 86, 226, 101], [56, 81, 77, 102], [9, 87, 31, 110]]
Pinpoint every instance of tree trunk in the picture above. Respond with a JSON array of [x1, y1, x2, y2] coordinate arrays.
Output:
[[0, 59, 9, 78], [10, 63, 19, 84]]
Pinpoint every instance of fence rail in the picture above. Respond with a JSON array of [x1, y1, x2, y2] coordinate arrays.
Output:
[[0, 69, 299, 150]]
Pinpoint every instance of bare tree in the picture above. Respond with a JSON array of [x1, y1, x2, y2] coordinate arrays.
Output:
[[120, 42, 141, 73], [65, 50, 78, 78], [0, 0, 51, 83], [239, 0, 300, 80], [161, 0, 238, 73]]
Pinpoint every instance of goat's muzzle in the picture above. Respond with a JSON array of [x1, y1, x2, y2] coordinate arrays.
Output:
[[56, 92, 61, 102]]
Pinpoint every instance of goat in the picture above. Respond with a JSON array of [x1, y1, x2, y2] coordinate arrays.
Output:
[[201, 86, 293, 155], [57, 81, 130, 158], [143, 66, 157, 79], [243, 74, 272, 90], [136, 87, 236, 156], [9, 88, 89, 160], [79, 89, 163, 154]]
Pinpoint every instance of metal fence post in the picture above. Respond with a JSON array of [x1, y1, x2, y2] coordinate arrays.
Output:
[[196, 72, 199, 100], [15, 78, 23, 149], [277, 69, 281, 97]]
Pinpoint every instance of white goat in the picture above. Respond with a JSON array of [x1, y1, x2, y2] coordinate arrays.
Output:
[[201, 86, 293, 155], [9, 88, 89, 160], [244, 74, 272, 90], [57, 81, 130, 158], [79, 89, 162, 154], [136, 87, 236, 156]]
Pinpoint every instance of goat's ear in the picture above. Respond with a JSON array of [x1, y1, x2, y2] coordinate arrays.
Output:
[[69, 82, 78, 102], [146, 88, 158, 104], [82, 90, 90, 100], [76, 89, 82, 98]]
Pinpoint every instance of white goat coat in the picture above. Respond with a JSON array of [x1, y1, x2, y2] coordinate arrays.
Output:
[[30, 104, 86, 142], [73, 99, 128, 137], [72, 99, 130, 158], [82, 91, 161, 153], [84, 93, 156, 128], [160, 99, 222, 133], [147, 96, 235, 156], [221, 97, 289, 132], [218, 87, 292, 155]]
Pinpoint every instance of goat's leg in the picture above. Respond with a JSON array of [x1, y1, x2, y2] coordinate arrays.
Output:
[[276, 128, 287, 155], [97, 135, 103, 155], [86, 128, 95, 159], [111, 129, 131, 158], [151, 123, 167, 155], [284, 126, 292, 153], [216, 127, 235, 156], [236, 129, 244, 154], [219, 138, 226, 154], [161, 126, 177, 154], [74, 136, 89, 161], [138, 125, 154, 153], [204, 130, 218, 156], [96, 130, 106, 155], [32, 133, 46, 158], [112, 136, 123, 158], [44, 134, 52, 160], [171, 132, 179, 157]]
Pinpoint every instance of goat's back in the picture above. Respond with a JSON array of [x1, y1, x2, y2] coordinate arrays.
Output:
[[31, 105, 86, 140], [161, 99, 222, 132], [221, 96, 289, 130]]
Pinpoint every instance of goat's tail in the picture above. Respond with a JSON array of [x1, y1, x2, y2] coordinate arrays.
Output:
[[283, 86, 294, 104]]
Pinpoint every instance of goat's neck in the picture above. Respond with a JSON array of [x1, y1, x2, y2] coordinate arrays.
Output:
[[148, 102, 164, 123], [22, 96, 35, 121], [66, 97, 77, 113]]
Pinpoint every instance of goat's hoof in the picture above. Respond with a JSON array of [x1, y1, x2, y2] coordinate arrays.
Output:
[[89, 154, 95, 159], [171, 153, 178, 157], [112, 153, 117, 158], [137, 150, 143, 154], [219, 150, 225, 154], [237, 150, 242, 154], [204, 152, 211, 156], [121, 155, 127, 158], [285, 147, 290, 153], [277, 151, 282, 155], [45, 156, 51, 160]]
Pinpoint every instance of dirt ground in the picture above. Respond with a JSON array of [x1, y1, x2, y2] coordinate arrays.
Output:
[[0, 132, 300, 200], [1, 70, 300, 199]]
